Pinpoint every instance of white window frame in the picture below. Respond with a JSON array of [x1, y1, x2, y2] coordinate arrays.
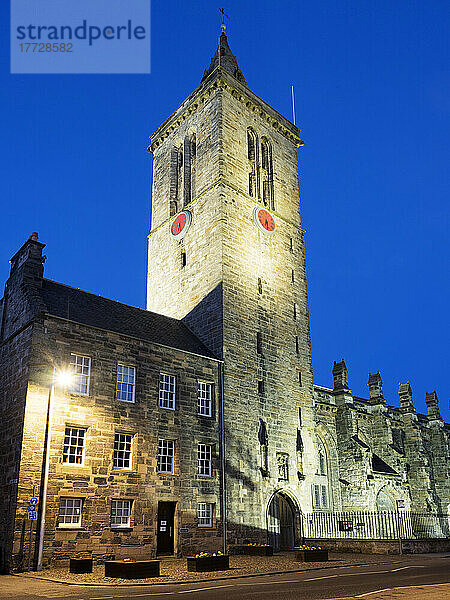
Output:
[[312, 484, 329, 509], [157, 439, 174, 474], [116, 364, 136, 403], [111, 499, 132, 528], [197, 382, 213, 417], [63, 427, 86, 465], [198, 443, 212, 477], [58, 497, 83, 528], [159, 373, 176, 410], [197, 502, 214, 528], [69, 354, 91, 396], [113, 433, 133, 470]]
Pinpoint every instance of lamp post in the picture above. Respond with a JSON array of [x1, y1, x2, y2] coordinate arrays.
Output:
[[36, 369, 73, 571]]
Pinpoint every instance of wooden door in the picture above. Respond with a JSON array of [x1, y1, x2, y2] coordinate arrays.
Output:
[[157, 502, 175, 555]]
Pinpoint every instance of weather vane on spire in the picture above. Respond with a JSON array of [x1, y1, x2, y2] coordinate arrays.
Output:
[[219, 8, 230, 33]]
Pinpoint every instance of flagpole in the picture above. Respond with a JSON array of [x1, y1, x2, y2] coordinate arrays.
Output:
[[291, 84, 296, 126]]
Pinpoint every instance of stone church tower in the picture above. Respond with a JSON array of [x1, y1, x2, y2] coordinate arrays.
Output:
[[147, 33, 314, 546]]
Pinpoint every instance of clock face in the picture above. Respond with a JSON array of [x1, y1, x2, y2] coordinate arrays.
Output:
[[253, 207, 276, 234], [170, 210, 192, 238]]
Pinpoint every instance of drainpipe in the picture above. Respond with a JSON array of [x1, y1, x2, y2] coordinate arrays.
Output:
[[218, 361, 227, 555]]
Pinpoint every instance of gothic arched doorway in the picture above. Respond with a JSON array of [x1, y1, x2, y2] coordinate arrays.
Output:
[[267, 491, 300, 551]]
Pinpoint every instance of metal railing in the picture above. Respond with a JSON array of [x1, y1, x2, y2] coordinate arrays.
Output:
[[303, 510, 450, 540]]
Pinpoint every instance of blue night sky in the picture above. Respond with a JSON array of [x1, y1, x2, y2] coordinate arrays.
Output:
[[1, 1, 448, 420]]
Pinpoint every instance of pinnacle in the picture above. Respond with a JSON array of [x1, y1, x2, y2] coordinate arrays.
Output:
[[201, 33, 248, 87]]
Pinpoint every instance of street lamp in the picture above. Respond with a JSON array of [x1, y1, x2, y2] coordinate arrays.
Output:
[[36, 369, 73, 571]]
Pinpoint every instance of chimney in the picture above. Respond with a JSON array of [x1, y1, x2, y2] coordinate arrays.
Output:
[[398, 382, 415, 413], [9, 232, 46, 285], [425, 390, 442, 421], [368, 371, 384, 403]]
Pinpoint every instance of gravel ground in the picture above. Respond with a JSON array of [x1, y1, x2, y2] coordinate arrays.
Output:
[[20, 552, 417, 585]]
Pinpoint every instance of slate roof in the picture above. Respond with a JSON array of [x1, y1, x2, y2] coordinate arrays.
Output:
[[40, 279, 216, 359], [372, 453, 398, 475]]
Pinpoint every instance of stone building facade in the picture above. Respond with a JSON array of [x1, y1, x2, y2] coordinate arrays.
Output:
[[1, 34, 449, 572]]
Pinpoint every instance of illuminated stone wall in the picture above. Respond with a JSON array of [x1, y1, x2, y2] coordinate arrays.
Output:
[[24, 317, 221, 566]]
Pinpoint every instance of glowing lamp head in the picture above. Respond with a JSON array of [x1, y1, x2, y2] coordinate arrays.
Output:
[[55, 371, 73, 387]]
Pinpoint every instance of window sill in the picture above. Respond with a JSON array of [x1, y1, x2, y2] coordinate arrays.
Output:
[[110, 527, 133, 532], [57, 526, 84, 530]]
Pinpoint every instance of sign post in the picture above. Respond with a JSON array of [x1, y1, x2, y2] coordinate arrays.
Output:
[[27, 486, 38, 571], [396, 499, 405, 555]]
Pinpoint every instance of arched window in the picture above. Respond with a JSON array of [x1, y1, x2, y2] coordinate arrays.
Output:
[[183, 134, 195, 206], [312, 438, 331, 510], [169, 146, 181, 216], [247, 128, 259, 198], [261, 137, 274, 210]]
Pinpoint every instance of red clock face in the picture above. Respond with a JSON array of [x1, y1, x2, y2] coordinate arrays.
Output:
[[255, 208, 276, 233], [170, 210, 192, 238], [171, 213, 187, 236]]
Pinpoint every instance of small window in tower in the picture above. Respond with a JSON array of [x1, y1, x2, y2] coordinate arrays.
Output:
[[256, 332, 262, 355], [181, 251, 186, 268], [257, 277, 263, 294], [247, 129, 256, 161], [298, 407, 302, 427], [295, 336, 299, 354], [294, 303, 298, 320], [290, 238, 294, 252], [291, 269, 295, 283], [298, 371, 302, 387], [258, 380, 264, 395]]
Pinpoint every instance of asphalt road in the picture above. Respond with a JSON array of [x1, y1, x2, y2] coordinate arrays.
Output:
[[1, 555, 449, 600]]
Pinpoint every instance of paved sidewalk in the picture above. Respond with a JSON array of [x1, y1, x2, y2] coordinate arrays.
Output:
[[16, 552, 422, 586], [330, 582, 450, 599]]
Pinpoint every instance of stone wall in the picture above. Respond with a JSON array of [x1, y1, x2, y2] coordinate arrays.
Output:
[[11, 315, 222, 568]]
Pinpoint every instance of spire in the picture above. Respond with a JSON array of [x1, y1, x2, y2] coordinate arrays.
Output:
[[201, 32, 248, 87]]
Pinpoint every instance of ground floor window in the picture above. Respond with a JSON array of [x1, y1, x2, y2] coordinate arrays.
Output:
[[111, 499, 132, 528], [312, 483, 329, 509], [197, 502, 214, 527], [58, 498, 83, 527]]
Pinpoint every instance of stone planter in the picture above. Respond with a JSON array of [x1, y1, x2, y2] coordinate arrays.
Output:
[[233, 545, 274, 556], [294, 548, 328, 562], [187, 555, 230, 572], [104, 560, 160, 579], [69, 558, 93, 573]]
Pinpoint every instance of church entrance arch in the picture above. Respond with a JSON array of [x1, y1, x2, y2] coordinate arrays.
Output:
[[267, 491, 301, 551]]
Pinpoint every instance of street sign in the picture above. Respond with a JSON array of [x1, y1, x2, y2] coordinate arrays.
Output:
[[397, 500, 405, 510], [28, 511, 37, 520], [30, 497, 38, 505], [27, 505, 36, 512]]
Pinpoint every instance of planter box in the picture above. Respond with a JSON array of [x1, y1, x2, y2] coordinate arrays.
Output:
[[233, 545, 274, 556], [187, 555, 230, 572], [104, 560, 160, 579], [294, 549, 328, 562], [69, 558, 93, 573]]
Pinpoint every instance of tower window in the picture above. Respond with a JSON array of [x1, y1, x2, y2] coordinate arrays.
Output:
[[295, 336, 299, 354], [247, 128, 258, 198], [298, 371, 302, 387], [256, 332, 262, 354], [294, 303, 298, 320], [258, 380, 264, 395], [257, 277, 262, 294], [298, 407, 302, 427], [181, 251, 186, 268], [290, 238, 294, 252], [169, 147, 179, 217], [261, 137, 274, 210], [291, 269, 295, 283]]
